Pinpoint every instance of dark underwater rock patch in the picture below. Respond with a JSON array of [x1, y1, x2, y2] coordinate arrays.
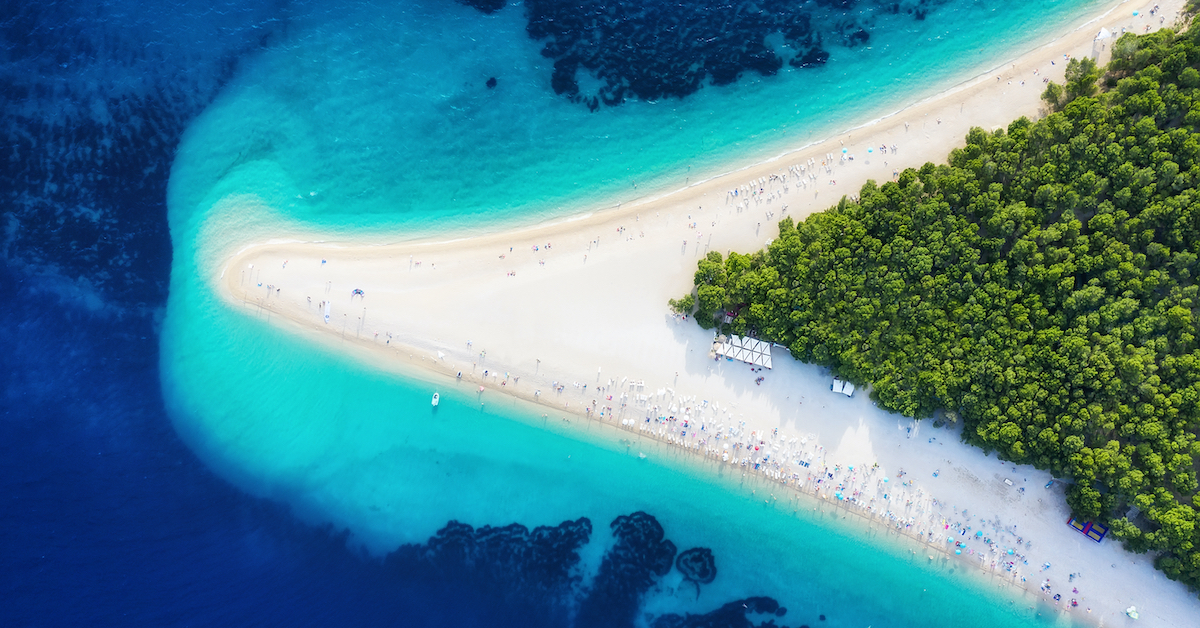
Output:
[[385, 517, 592, 605], [676, 547, 717, 585], [652, 596, 787, 628], [456, 0, 507, 14], [675, 546, 716, 599], [520, 0, 933, 109], [394, 512, 794, 628], [577, 511, 678, 627]]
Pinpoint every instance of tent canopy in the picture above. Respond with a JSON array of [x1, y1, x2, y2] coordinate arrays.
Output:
[[713, 334, 773, 369]]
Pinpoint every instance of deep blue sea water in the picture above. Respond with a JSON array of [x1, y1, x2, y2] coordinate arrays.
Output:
[[4, 1, 1109, 626], [3, 3, 541, 625]]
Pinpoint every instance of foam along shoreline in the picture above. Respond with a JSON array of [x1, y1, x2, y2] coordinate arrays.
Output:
[[209, 1, 1197, 625]]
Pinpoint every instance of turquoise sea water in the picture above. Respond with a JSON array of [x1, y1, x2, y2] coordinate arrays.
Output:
[[163, 0, 1110, 625]]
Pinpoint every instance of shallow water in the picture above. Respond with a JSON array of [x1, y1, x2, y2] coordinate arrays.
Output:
[[170, 0, 1107, 240], [163, 289, 1068, 627], [160, 0, 1110, 625]]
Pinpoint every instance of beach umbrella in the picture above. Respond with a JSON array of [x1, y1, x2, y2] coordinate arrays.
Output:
[[867, 148, 873, 153], [883, 477, 888, 483], [955, 549, 962, 555], [842, 148, 848, 153], [1008, 549, 1014, 555]]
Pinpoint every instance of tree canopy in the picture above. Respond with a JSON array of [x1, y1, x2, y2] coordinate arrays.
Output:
[[681, 26, 1200, 591]]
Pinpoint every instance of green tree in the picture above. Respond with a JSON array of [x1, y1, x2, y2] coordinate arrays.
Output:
[[671, 23, 1200, 590], [1067, 485, 1103, 521], [668, 293, 695, 316], [1065, 57, 1101, 101], [1042, 81, 1065, 111]]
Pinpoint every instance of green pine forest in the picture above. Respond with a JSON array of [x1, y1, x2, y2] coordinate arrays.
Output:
[[674, 25, 1200, 591]]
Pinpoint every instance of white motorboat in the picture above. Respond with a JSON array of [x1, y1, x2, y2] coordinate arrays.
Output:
[[431, 392, 439, 407]]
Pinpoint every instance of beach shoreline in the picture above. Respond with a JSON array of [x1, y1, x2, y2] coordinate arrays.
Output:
[[199, 1, 1198, 625]]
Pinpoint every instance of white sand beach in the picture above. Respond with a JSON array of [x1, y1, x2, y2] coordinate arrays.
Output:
[[207, 1, 1198, 625]]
